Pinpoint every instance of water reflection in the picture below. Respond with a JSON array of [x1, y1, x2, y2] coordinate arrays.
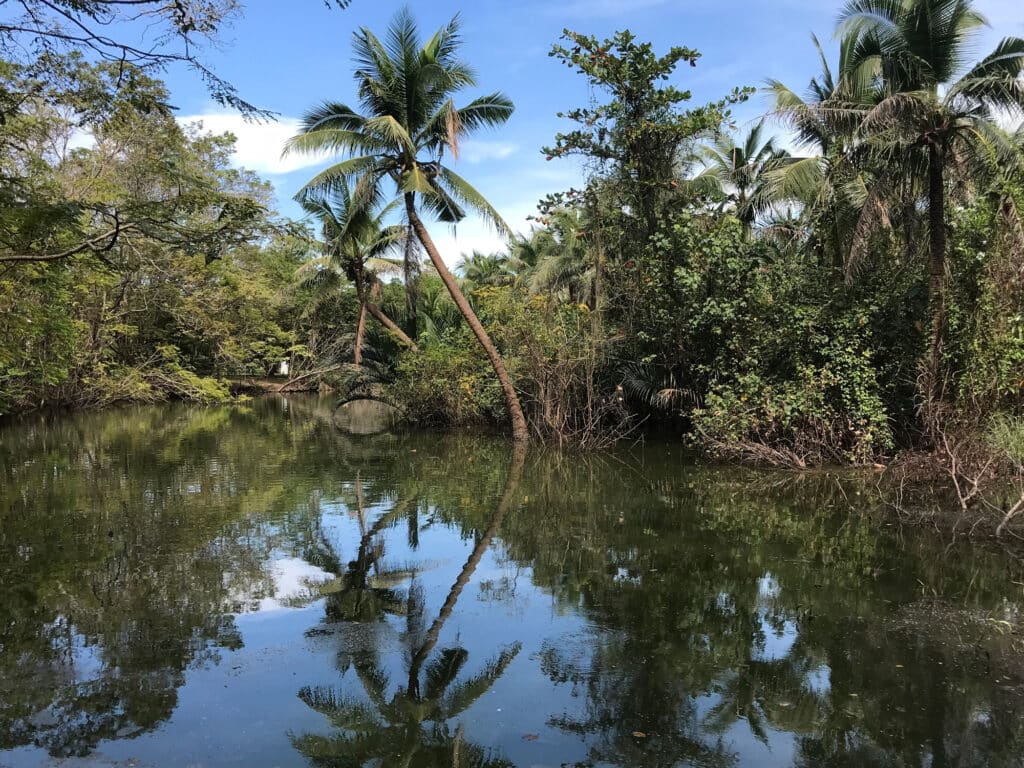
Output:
[[0, 399, 1022, 767], [292, 447, 525, 767]]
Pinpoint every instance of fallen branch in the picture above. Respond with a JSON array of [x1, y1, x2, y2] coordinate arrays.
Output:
[[275, 365, 342, 392]]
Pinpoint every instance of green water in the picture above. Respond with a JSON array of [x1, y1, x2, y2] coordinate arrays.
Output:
[[1, 398, 1023, 767]]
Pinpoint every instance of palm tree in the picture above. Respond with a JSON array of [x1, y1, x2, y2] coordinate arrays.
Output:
[[694, 120, 791, 236], [766, 33, 897, 276], [285, 9, 529, 441], [410, 273, 463, 338], [836, 0, 1024, 407], [768, 33, 873, 156], [456, 250, 513, 288], [514, 208, 597, 307], [299, 183, 417, 358], [291, 446, 526, 766]]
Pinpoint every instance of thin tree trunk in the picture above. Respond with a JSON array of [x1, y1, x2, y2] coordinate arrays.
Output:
[[403, 230, 419, 339], [404, 193, 529, 442], [354, 301, 367, 365], [927, 143, 947, 412], [407, 443, 526, 698], [365, 300, 418, 351]]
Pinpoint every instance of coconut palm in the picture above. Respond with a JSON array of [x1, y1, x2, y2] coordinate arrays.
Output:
[[694, 120, 791, 236], [836, 0, 1024, 406], [766, 33, 891, 274], [299, 183, 417, 358], [411, 274, 463, 338], [292, 644, 518, 767], [767, 33, 875, 156], [291, 446, 526, 766], [514, 208, 597, 307], [456, 250, 513, 288], [285, 9, 528, 441]]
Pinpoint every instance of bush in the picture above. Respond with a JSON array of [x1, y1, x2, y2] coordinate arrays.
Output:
[[390, 325, 506, 428]]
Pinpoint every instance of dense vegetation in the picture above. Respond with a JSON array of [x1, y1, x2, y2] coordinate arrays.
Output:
[[4, 1, 1024, 485]]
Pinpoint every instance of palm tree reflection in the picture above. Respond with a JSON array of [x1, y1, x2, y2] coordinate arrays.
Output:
[[292, 447, 525, 767]]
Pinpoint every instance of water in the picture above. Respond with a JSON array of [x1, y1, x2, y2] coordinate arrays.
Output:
[[1, 397, 1023, 767]]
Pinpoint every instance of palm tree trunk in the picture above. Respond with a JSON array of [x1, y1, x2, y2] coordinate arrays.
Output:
[[403, 232, 419, 339], [365, 300, 418, 351], [354, 301, 367, 365], [407, 443, 525, 698], [404, 193, 529, 442], [927, 143, 947, 411]]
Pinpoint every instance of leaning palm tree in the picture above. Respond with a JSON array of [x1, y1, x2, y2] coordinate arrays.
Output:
[[299, 183, 417, 358], [836, 0, 1024, 407], [285, 9, 528, 441], [291, 446, 526, 766]]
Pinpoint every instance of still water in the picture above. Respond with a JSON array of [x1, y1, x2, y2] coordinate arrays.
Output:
[[1, 398, 1023, 767]]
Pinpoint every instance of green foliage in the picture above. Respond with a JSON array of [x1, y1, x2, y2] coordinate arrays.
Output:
[[389, 283, 615, 441], [6, 3, 1024, 467], [0, 55, 314, 414], [391, 326, 505, 427], [521, 5, 1024, 461], [544, 29, 749, 188], [947, 189, 1024, 410], [987, 413, 1024, 464]]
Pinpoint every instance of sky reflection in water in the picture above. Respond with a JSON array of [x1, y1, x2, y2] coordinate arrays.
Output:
[[1, 397, 1023, 767]]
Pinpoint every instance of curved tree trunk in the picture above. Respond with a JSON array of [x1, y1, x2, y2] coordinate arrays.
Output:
[[926, 143, 947, 415], [404, 193, 529, 442], [365, 299, 417, 351]]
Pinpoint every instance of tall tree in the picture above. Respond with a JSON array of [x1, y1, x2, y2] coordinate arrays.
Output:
[[766, 33, 889, 274], [837, 0, 1024, 409], [285, 9, 529, 441], [544, 30, 750, 244]]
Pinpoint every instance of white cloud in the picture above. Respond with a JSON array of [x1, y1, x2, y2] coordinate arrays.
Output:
[[177, 115, 519, 175], [457, 139, 518, 164], [178, 112, 330, 175], [67, 127, 96, 152]]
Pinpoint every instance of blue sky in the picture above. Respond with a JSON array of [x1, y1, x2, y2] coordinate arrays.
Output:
[[161, 0, 1024, 263]]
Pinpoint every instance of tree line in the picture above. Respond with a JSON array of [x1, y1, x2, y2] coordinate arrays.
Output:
[[5, 0, 1024, 478]]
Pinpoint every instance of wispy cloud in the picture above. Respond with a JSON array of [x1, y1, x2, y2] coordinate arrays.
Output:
[[178, 112, 330, 175], [457, 139, 519, 164]]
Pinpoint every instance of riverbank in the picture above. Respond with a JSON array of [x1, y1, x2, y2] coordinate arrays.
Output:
[[5, 389, 1024, 545]]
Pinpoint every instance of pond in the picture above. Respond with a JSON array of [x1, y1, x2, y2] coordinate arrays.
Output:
[[1, 397, 1023, 767]]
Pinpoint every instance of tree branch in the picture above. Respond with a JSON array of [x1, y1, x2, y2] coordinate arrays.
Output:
[[0, 222, 136, 263]]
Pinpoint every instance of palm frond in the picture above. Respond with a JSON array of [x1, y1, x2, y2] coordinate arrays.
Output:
[[442, 643, 521, 718], [437, 167, 510, 234]]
